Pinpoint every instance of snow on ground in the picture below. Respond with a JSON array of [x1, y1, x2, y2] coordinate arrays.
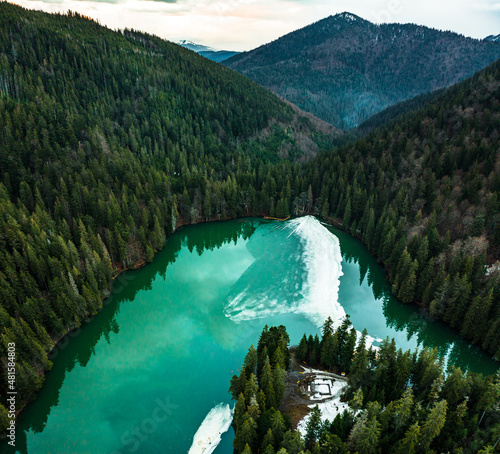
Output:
[[297, 380, 350, 437], [188, 403, 233, 454]]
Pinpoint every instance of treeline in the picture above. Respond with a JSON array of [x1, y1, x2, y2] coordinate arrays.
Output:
[[230, 322, 500, 453], [295, 316, 359, 375], [301, 58, 500, 362], [0, 2, 336, 430]]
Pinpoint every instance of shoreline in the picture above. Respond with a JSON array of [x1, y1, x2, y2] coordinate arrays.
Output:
[[3, 212, 498, 439], [0, 213, 275, 439]]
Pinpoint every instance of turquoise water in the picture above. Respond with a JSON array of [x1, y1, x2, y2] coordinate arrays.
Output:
[[4, 217, 498, 454]]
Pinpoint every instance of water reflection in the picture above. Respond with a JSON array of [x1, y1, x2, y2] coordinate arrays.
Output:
[[12, 219, 257, 454], [331, 226, 499, 375], [6, 218, 498, 454]]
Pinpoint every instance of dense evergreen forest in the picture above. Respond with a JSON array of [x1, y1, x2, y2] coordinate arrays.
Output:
[[304, 58, 500, 361], [0, 1, 499, 440], [225, 12, 500, 129], [0, 2, 338, 429], [356, 89, 447, 135], [230, 322, 500, 453]]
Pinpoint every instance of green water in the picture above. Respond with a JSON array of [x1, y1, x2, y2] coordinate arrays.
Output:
[[4, 217, 498, 454]]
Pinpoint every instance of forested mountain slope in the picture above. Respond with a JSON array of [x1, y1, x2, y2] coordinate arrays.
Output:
[[356, 88, 446, 135], [225, 12, 500, 129], [0, 2, 499, 436], [304, 57, 500, 363], [0, 3, 337, 429]]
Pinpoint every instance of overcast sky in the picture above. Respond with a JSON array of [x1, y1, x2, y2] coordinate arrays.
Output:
[[13, 0, 500, 51]]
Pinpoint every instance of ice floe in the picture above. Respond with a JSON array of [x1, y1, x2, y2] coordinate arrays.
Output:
[[224, 216, 345, 327], [188, 403, 233, 454]]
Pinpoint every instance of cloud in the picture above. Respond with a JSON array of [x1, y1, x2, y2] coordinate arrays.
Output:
[[471, 1, 500, 11], [11, 0, 500, 50], [73, 0, 124, 4]]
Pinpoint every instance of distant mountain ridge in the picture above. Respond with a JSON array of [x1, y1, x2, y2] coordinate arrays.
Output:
[[225, 13, 500, 128], [485, 34, 500, 42], [178, 39, 239, 62]]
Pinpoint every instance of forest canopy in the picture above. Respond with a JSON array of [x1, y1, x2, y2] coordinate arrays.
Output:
[[0, 2, 499, 437]]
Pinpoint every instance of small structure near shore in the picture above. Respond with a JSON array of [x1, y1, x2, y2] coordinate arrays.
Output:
[[299, 373, 336, 400], [295, 366, 351, 437], [297, 366, 347, 402]]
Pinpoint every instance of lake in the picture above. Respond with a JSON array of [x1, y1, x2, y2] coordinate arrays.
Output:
[[4, 216, 498, 454]]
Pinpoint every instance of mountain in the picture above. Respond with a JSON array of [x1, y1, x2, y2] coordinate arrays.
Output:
[[225, 12, 500, 128], [178, 39, 240, 62], [356, 87, 446, 134], [0, 2, 338, 429], [305, 57, 500, 360], [485, 34, 500, 42], [177, 39, 214, 53]]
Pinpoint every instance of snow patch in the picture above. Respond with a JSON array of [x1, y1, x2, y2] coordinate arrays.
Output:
[[338, 12, 358, 21], [188, 403, 233, 454], [297, 381, 350, 437]]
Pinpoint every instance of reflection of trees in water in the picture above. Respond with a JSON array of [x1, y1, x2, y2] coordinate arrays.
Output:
[[184, 219, 257, 256], [14, 293, 122, 453], [331, 225, 499, 375], [13, 219, 258, 451]]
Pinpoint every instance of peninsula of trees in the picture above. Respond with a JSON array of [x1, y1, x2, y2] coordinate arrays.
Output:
[[229, 322, 500, 453]]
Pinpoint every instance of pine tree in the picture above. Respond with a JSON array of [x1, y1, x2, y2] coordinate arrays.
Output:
[[262, 445, 275, 454], [273, 366, 286, 407], [234, 393, 247, 429], [391, 388, 414, 432], [271, 411, 286, 447], [395, 422, 420, 454], [281, 430, 305, 454], [339, 328, 357, 373], [260, 355, 276, 409], [350, 388, 364, 413], [295, 334, 308, 362], [349, 329, 368, 388], [322, 317, 334, 342], [261, 428, 275, 452], [247, 395, 261, 421], [233, 416, 257, 454], [244, 345, 258, 378], [245, 373, 259, 404], [420, 400, 447, 451], [321, 333, 338, 371], [354, 416, 381, 454], [305, 405, 322, 449]]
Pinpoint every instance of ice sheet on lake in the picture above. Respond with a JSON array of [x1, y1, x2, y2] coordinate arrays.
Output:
[[223, 216, 345, 327], [188, 403, 233, 454]]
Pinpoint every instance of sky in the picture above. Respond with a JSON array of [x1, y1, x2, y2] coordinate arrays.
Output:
[[11, 0, 500, 51]]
